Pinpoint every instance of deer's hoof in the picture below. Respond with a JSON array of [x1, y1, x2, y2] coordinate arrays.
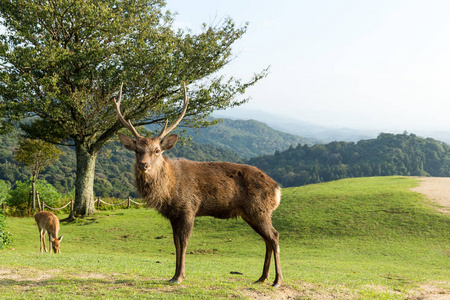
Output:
[[253, 277, 267, 284], [168, 278, 182, 284]]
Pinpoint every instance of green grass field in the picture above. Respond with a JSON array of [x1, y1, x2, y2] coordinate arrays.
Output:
[[1, 176, 449, 299]]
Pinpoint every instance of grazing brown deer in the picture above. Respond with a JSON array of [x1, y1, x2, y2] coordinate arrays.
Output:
[[34, 211, 63, 253], [115, 84, 282, 287]]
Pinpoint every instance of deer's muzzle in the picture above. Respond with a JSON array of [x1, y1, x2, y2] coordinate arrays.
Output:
[[138, 163, 149, 172]]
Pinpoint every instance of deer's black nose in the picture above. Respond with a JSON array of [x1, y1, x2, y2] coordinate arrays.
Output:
[[139, 163, 149, 171]]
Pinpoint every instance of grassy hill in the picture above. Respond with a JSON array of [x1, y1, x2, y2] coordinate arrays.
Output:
[[1, 177, 449, 299]]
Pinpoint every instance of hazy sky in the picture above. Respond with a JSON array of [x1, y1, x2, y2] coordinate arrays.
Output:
[[166, 0, 450, 131]]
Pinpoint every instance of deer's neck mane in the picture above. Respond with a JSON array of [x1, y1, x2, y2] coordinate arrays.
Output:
[[135, 157, 176, 210]]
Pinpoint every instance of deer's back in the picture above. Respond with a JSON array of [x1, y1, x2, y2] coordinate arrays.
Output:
[[35, 211, 60, 235], [170, 159, 281, 218]]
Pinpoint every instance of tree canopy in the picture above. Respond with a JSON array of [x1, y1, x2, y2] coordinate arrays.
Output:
[[0, 0, 266, 217], [14, 138, 64, 182], [14, 138, 64, 209]]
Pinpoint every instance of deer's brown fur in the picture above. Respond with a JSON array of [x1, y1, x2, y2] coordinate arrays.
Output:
[[116, 84, 282, 287], [34, 211, 63, 254]]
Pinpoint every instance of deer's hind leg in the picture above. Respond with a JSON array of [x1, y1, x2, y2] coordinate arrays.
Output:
[[48, 233, 53, 253], [242, 213, 283, 287]]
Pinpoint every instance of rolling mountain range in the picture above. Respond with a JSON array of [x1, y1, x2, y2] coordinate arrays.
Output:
[[0, 118, 311, 197], [215, 108, 450, 144], [186, 118, 316, 158], [2, 116, 450, 198]]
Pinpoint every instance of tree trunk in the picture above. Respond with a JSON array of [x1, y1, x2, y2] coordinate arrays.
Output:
[[31, 179, 36, 211], [32, 172, 39, 211], [69, 141, 98, 219]]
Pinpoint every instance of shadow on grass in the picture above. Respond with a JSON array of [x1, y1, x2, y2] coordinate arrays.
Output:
[[60, 217, 99, 226]]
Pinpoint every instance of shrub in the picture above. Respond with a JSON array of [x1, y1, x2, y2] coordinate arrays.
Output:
[[7, 179, 62, 210], [0, 211, 12, 249]]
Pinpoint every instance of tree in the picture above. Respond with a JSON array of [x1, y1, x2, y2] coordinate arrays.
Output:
[[0, 0, 267, 218], [14, 138, 64, 210], [0, 180, 10, 205]]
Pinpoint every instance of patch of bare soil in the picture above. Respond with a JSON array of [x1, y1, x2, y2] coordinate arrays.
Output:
[[0, 268, 116, 282], [241, 283, 450, 300], [242, 284, 310, 300], [241, 283, 358, 300], [410, 177, 450, 214], [0, 268, 61, 281], [408, 283, 450, 300]]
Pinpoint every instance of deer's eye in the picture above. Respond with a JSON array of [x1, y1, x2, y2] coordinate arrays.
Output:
[[155, 149, 161, 155]]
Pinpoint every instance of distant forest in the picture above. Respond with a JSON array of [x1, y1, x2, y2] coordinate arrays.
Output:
[[2, 121, 450, 197], [0, 131, 243, 198], [0, 118, 309, 198], [249, 132, 450, 187]]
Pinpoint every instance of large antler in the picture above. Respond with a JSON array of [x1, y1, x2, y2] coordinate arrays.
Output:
[[115, 83, 142, 139], [157, 83, 190, 139]]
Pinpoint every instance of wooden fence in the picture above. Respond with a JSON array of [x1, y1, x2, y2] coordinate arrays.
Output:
[[1, 196, 144, 215]]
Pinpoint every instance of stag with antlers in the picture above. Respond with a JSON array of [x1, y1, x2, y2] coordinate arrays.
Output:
[[115, 84, 282, 287]]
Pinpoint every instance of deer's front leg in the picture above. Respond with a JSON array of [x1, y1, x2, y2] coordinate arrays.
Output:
[[40, 230, 47, 252], [169, 216, 194, 284], [170, 224, 181, 283]]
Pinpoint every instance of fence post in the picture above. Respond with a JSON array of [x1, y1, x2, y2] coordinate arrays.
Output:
[[1, 203, 5, 210], [41, 201, 45, 211], [71, 199, 74, 212], [127, 196, 131, 209], [97, 197, 100, 210]]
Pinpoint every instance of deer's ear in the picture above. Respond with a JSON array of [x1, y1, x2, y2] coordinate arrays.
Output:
[[161, 134, 178, 151], [58, 236, 63, 242], [118, 133, 136, 151]]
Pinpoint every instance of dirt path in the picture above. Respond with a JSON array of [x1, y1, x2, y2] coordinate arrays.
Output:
[[410, 177, 450, 214]]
